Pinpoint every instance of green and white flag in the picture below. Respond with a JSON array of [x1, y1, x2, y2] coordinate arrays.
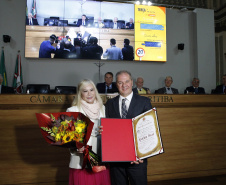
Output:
[[0, 48, 8, 86], [13, 53, 23, 93]]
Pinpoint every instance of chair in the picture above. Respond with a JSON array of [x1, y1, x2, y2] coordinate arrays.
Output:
[[50, 17, 59, 20], [86, 16, 94, 27], [48, 18, 56, 26], [211, 89, 216, 94], [44, 18, 50, 26], [48, 17, 59, 26], [26, 84, 50, 94], [55, 86, 77, 94], [103, 19, 113, 28], [117, 20, 125, 29], [58, 20, 68, 26]]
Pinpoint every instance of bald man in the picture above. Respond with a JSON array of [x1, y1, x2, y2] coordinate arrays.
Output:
[[132, 77, 151, 95]]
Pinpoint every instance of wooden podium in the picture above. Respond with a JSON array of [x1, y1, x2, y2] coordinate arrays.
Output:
[[0, 94, 226, 184]]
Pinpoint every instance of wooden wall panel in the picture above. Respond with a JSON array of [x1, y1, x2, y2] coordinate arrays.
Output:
[[0, 94, 226, 184]]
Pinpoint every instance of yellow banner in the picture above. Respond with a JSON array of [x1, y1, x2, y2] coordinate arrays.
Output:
[[135, 5, 166, 62]]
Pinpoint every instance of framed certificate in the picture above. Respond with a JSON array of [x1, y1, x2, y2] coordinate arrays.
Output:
[[101, 108, 164, 162]]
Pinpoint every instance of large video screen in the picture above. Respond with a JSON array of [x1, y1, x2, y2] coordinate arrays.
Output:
[[25, 0, 166, 62]]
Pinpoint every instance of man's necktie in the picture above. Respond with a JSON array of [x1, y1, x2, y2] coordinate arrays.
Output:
[[195, 88, 198, 94], [121, 99, 128, 118], [167, 88, 170, 91]]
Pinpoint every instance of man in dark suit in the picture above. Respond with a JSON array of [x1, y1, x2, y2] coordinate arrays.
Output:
[[0, 74, 14, 94], [96, 72, 118, 94], [213, 74, 226, 94], [156, 76, 179, 94], [82, 37, 103, 60], [26, 13, 39, 25], [54, 39, 73, 59], [133, 77, 151, 95], [105, 70, 152, 185], [184, 77, 205, 94], [122, 38, 134, 61], [126, 18, 134, 29], [76, 14, 88, 27]]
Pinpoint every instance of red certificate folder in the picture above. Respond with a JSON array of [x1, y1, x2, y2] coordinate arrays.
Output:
[[101, 108, 163, 162]]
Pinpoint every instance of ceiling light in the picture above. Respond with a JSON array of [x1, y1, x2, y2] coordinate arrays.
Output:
[[147, 1, 152, 6], [142, 1, 147, 5], [136, 1, 140, 5]]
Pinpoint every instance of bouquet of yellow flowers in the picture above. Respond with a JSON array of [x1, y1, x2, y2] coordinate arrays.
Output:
[[36, 112, 106, 173], [36, 112, 94, 149]]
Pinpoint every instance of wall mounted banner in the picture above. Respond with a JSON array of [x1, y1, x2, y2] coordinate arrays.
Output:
[[135, 5, 166, 62]]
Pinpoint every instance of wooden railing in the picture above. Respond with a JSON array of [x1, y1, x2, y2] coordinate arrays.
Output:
[[0, 94, 226, 184]]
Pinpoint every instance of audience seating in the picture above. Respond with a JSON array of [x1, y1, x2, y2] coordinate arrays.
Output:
[[86, 16, 94, 26], [44, 18, 50, 26], [44, 17, 59, 26], [26, 84, 50, 94], [103, 19, 113, 28], [117, 20, 125, 28], [211, 89, 216, 94], [58, 20, 68, 26], [55, 86, 77, 94]]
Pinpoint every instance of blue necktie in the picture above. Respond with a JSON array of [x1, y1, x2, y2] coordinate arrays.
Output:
[[195, 88, 198, 94], [121, 99, 127, 118]]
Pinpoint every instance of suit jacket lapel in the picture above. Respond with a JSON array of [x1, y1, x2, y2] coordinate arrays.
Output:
[[164, 87, 167, 94], [113, 96, 121, 118], [126, 94, 137, 118]]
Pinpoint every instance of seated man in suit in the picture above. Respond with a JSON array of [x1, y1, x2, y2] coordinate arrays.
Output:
[[184, 77, 205, 94], [110, 17, 125, 29], [126, 18, 134, 29], [133, 77, 151, 95], [213, 74, 226, 94], [96, 72, 118, 94], [26, 13, 39, 25], [76, 14, 88, 27], [0, 74, 14, 94], [94, 17, 104, 28], [156, 76, 179, 94]]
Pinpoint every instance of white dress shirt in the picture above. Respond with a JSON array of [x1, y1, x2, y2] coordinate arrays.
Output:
[[119, 91, 133, 117]]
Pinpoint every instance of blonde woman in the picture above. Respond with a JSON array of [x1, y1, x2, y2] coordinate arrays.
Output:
[[66, 79, 111, 185]]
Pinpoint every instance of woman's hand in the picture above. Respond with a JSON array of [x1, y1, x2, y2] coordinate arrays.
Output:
[[98, 125, 103, 135], [77, 146, 85, 153]]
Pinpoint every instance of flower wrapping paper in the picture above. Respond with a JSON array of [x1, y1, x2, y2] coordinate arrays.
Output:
[[36, 112, 94, 149]]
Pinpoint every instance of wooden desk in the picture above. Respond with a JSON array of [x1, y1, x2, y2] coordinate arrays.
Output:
[[25, 26, 134, 58], [0, 94, 226, 184]]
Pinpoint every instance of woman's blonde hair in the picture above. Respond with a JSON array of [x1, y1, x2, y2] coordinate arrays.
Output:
[[72, 79, 103, 111]]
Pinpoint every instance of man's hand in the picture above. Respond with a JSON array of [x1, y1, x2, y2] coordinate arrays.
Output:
[[98, 125, 103, 135], [131, 159, 144, 164]]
